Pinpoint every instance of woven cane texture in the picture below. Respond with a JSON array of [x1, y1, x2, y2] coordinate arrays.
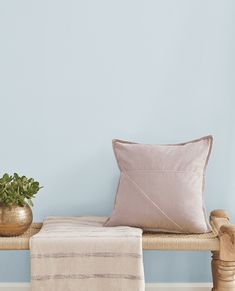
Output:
[[0, 223, 42, 250], [143, 230, 219, 250], [0, 222, 219, 251]]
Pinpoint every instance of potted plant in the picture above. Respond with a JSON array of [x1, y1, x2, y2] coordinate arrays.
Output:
[[0, 173, 42, 236]]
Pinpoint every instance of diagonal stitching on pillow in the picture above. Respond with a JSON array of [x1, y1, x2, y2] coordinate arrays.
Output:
[[122, 172, 184, 231]]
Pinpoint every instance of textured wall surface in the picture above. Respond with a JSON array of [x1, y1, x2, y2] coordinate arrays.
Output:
[[0, 0, 234, 283]]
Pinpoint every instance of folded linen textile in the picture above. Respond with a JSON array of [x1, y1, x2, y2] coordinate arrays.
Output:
[[30, 216, 145, 291]]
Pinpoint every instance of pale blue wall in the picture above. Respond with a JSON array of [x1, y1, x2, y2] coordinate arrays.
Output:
[[0, 0, 234, 283]]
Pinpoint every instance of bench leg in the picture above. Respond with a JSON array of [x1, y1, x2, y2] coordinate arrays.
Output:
[[211, 251, 235, 291]]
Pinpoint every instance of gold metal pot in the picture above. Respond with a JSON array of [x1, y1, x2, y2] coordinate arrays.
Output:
[[0, 203, 33, 236]]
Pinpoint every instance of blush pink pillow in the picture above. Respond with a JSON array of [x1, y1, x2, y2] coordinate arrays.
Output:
[[105, 136, 213, 233]]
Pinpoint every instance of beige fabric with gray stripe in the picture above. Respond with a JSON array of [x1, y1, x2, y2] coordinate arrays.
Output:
[[30, 216, 145, 291]]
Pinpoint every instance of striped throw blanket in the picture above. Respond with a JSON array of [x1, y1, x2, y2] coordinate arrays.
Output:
[[30, 216, 145, 291]]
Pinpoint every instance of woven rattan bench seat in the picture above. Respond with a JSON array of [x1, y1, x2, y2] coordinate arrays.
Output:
[[0, 222, 219, 251], [1, 210, 235, 290]]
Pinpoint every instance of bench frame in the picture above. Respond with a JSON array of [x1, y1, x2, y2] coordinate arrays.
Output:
[[0, 209, 235, 291], [210, 210, 235, 291]]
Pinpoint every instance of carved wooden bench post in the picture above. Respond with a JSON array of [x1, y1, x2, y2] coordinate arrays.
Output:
[[210, 210, 235, 291]]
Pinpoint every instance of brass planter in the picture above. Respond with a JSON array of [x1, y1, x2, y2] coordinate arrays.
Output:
[[0, 203, 33, 236]]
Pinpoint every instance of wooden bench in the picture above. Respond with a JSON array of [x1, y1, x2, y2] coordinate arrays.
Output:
[[0, 209, 234, 291]]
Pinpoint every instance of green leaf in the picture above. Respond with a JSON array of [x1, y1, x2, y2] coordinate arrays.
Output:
[[0, 173, 42, 207], [14, 173, 19, 179]]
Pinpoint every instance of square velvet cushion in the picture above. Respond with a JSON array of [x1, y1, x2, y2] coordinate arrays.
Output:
[[105, 136, 213, 233]]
